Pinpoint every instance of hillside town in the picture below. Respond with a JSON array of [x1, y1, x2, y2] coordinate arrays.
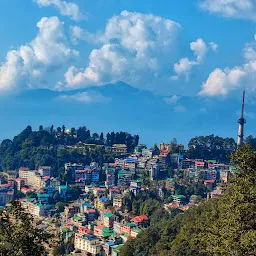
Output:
[[0, 139, 238, 256]]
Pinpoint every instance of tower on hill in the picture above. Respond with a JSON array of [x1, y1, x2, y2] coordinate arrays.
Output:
[[237, 90, 246, 147]]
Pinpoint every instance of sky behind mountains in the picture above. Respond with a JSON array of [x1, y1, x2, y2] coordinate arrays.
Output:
[[0, 0, 256, 145]]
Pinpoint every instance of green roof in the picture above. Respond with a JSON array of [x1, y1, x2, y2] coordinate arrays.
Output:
[[59, 185, 68, 189], [112, 244, 124, 253], [126, 222, 136, 227], [173, 194, 185, 199], [73, 215, 82, 221], [104, 212, 114, 218], [208, 160, 217, 163], [133, 179, 142, 183], [167, 178, 174, 181], [37, 193, 49, 197], [102, 232, 114, 237], [27, 198, 36, 202], [102, 227, 112, 233], [61, 227, 70, 232]]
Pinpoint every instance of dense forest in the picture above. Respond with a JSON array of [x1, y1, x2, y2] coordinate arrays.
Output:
[[0, 125, 139, 179], [120, 145, 256, 256]]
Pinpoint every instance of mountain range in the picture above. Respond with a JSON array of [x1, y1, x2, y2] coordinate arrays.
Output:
[[0, 82, 254, 146]]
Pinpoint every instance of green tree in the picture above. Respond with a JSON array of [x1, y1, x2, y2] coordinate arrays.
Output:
[[0, 201, 54, 256]]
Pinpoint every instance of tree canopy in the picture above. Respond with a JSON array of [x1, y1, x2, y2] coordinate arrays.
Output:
[[0, 201, 54, 256], [120, 145, 256, 256]]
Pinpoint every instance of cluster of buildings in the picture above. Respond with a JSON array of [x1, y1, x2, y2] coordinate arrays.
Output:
[[0, 142, 239, 256]]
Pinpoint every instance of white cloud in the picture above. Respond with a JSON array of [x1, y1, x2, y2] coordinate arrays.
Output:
[[63, 10, 182, 90], [199, 68, 246, 96], [200, 0, 256, 21], [164, 95, 180, 104], [199, 34, 256, 96], [209, 42, 218, 52], [191, 38, 208, 62], [173, 38, 216, 79], [34, 0, 86, 21], [174, 58, 198, 79], [0, 16, 78, 94], [58, 91, 111, 103]]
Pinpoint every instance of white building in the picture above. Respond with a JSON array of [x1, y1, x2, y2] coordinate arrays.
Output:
[[75, 234, 102, 255]]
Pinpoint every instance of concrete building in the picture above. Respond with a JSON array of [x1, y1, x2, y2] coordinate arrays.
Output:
[[112, 144, 127, 154], [75, 234, 102, 255]]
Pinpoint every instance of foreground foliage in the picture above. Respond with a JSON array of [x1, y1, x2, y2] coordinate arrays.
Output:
[[120, 146, 256, 256], [0, 201, 53, 256]]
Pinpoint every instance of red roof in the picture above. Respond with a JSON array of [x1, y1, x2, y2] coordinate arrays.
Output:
[[78, 226, 91, 234], [205, 180, 215, 183], [76, 170, 85, 173], [88, 209, 96, 213], [2, 184, 11, 188], [196, 161, 205, 166], [95, 225, 105, 230], [102, 209, 112, 215], [168, 203, 180, 209], [21, 187, 30, 192], [19, 167, 29, 171], [96, 188, 105, 191], [110, 187, 120, 192], [133, 215, 149, 223]]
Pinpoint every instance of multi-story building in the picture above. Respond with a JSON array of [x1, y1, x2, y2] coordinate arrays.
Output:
[[0, 187, 14, 206], [172, 194, 186, 205], [18, 168, 30, 180], [74, 234, 102, 255], [113, 221, 122, 235], [19, 168, 50, 190], [182, 159, 195, 169], [16, 178, 25, 190], [103, 212, 114, 228], [159, 150, 171, 170], [64, 205, 80, 217], [130, 180, 142, 195], [38, 166, 52, 177], [112, 144, 127, 154], [113, 194, 123, 209], [21, 200, 48, 217], [65, 163, 84, 181], [124, 158, 137, 169]]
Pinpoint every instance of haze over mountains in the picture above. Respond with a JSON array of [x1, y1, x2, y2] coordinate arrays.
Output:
[[0, 82, 255, 145]]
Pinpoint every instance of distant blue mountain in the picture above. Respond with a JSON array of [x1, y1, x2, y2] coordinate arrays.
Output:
[[0, 82, 255, 146]]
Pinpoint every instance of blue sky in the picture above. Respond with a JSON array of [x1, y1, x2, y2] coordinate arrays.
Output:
[[0, 0, 256, 145]]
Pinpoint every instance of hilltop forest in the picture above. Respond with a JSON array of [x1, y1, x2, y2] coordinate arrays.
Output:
[[0, 125, 256, 180], [0, 125, 139, 179]]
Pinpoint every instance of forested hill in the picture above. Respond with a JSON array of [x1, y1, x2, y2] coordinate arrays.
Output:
[[120, 146, 256, 256], [0, 125, 139, 175]]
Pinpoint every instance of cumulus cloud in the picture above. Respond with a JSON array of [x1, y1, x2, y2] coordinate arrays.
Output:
[[58, 91, 111, 103], [199, 35, 256, 96], [164, 95, 180, 104], [209, 42, 218, 52], [34, 0, 85, 21], [63, 10, 182, 90], [173, 38, 216, 79], [200, 0, 256, 21], [0, 16, 78, 94]]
